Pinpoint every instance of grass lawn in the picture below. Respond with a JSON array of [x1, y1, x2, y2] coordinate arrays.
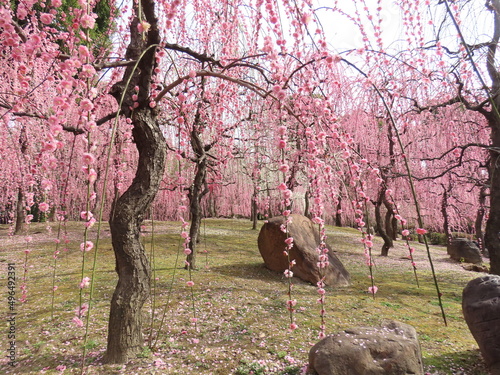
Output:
[[0, 218, 489, 374]]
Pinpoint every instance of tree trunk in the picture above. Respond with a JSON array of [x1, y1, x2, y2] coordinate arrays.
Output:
[[186, 131, 208, 270], [251, 189, 258, 230], [14, 188, 24, 235], [375, 190, 393, 256], [441, 184, 451, 245], [105, 107, 165, 363], [486, 122, 500, 274], [104, 0, 163, 363], [383, 195, 397, 241], [475, 186, 487, 255], [15, 125, 28, 235], [335, 196, 342, 227], [304, 189, 310, 218]]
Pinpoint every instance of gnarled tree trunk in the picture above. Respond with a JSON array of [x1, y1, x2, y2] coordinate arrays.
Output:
[[486, 122, 500, 274], [441, 184, 451, 245], [475, 185, 487, 254], [104, 0, 165, 363], [375, 189, 393, 256]]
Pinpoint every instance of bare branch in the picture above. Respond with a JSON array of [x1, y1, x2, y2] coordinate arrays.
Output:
[[164, 43, 223, 68]]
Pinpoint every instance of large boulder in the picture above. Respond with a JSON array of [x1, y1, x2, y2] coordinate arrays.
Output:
[[308, 320, 424, 375], [463, 275, 500, 375], [257, 214, 349, 286], [447, 238, 482, 264]]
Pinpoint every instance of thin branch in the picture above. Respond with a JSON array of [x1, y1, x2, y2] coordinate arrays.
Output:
[[164, 43, 223, 68]]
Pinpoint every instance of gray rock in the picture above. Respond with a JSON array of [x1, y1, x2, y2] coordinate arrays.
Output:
[[447, 238, 482, 264], [257, 214, 349, 286], [308, 320, 424, 375], [463, 275, 500, 375]]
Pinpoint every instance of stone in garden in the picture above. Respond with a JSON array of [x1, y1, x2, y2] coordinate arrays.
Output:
[[308, 320, 424, 375], [257, 214, 350, 286], [447, 238, 482, 264], [463, 275, 500, 375], [462, 264, 489, 273]]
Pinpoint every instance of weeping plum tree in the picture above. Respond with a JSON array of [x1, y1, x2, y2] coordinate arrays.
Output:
[[4, 0, 498, 367]]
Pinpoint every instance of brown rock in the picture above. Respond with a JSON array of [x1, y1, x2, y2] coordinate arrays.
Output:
[[462, 264, 489, 273], [447, 238, 482, 264], [463, 275, 500, 375], [308, 320, 424, 375], [257, 214, 349, 286]]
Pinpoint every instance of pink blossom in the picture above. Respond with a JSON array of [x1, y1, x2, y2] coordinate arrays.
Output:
[[82, 152, 95, 165], [277, 183, 288, 191], [81, 64, 96, 78], [289, 323, 298, 330], [80, 98, 94, 111], [284, 269, 293, 278], [53, 96, 66, 107], [154, 358, 166, 367], [402, 229, 410, 237], [137, 21, 151, 33], [38, 202, 49, 212], [279, 164, 289, 173], [88, 168, 97, 183], [78, 45, 90, 58], [85, 217, 96, 228], [416, 228, 427, 235], [40, 13, 54, 25], [186, 280, 195, 287], [278, 139, 287, 149], [72, 316, 84, 327], [80, 241, 94, 252], [80, 211, 93, 221], [368, 285, 378, 294], [56, 365, 66, 372], [184, 248, 192, 255], [52, 0, 62, 7], [75, 303, 89, 317], [272, 84, 282, 93], [79, 276, 90, 288], [25, 214, 34, 224], [80, 13, 96, 29], [284, 237, 294, 245]]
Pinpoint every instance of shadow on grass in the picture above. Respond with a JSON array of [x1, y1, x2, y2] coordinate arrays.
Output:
[[210, 261, 283, 282], [423, 348, 487, 375]]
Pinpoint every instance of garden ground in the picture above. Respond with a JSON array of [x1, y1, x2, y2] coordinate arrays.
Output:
[[0, 219, 489, 374]]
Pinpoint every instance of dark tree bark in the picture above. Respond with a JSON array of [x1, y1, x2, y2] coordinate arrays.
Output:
[[374, 189, 393, 256], [14, 187, 24, 235], [186, 128, 209, 269], [186, 163, 208, 269], [441, 184, 451, 245], [335, 196, 342, 227], [475, 185, 487, 254], [486, 122, 500, 274], [14, 126, 28, 235], [251, 187, 258, 230], [304, 189, 310, 218], [482, 0, 500, 274], [104, 0, 165, 364]]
